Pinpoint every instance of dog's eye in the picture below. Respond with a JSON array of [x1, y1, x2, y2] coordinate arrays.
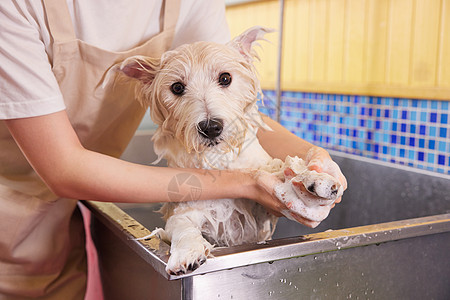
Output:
[[218, 73, 232, 87], [170, 82, 185, 95]]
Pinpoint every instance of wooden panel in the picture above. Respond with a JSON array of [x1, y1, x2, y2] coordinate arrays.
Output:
[[308, 0, 328, 82], [385, 0, 413, 85], [343, 0, 366, 82], [283, 0, 310, 84], [438, 0, 450, 87], [410, 0, 441, 86], [226, 0, 279, 89], [226, 0, 450, 100], [327, 0, 346, 82], [365, 0, 389, 84]]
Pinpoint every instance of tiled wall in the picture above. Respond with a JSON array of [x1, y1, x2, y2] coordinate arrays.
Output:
[[260, 90, 450, 175]]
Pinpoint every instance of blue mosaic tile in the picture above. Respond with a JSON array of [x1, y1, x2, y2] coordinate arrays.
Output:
[[430, 127, 437, 137], [420, 112, 427, 122], [419, 139, 425, 148], [260, 90, 450, 175], [430, 113, 438, 123]]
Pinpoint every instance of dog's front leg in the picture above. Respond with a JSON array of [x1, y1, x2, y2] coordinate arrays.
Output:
[[164, 213, 213, 275]]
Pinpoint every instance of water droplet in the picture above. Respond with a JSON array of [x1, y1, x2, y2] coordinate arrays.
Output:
[[313, 288, 317, 293], [298, 267, 302, 272], [429, 225, 433, 230], [314, 256, 318, 260], [371, 290, 375, 294], [319, 277, 322, 282], [336, 282, 340, 287]]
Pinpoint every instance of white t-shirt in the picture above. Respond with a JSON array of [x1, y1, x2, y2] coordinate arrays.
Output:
[[0, 0, 231, 119]]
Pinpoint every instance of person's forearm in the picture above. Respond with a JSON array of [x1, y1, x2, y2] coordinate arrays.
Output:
[[54, 147, 255, 203], [5, 111, 256, 204], [257, 115, 315, 160]]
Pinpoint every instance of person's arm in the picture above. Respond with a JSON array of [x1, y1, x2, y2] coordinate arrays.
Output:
[[5, 110, 288, 213], [257, 115, 315, 160]]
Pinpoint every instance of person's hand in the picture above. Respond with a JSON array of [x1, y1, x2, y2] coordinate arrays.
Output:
[[304, 146, 347, 207], [244, 146, 347, 228], [248, 169, 323, 228]]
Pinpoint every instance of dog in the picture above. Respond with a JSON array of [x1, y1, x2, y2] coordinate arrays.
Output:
[[108, 27, 343, 275]]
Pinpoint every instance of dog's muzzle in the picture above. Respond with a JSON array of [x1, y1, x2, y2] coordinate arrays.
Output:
[[198, 119, 223, 141]]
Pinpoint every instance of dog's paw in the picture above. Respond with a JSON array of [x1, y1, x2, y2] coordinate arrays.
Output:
[[274, 156, 344, 225], [284, 168, 341, 203], [166, 238, 213, 275], [284, 156, 342, 202]]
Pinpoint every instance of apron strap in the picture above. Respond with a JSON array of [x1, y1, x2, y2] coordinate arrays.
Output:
[[42, 0, 181, 44], [163, 0, 181, 31], [42, 0, 77, 43]]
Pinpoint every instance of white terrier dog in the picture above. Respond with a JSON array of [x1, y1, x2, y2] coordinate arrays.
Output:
[[109, 27, 343, 275]]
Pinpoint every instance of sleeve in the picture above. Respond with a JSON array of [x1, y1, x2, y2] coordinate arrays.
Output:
[[171, 0, 231, 49], [0, 1, 65, 120]]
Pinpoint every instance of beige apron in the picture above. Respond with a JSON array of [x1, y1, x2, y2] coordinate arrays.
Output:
[[0, 0, 180, 298]]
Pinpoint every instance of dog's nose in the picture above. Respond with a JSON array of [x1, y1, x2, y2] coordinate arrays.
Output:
[[198, 119, 223, 140]]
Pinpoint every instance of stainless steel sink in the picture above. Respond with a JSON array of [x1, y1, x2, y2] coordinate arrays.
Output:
[[87, 132, 450, 300]]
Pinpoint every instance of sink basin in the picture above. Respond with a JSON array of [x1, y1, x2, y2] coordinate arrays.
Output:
[[86, 132, 450, 300]]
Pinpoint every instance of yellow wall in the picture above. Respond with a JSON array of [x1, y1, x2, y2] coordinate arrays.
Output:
[[226, 0, 450, 100]]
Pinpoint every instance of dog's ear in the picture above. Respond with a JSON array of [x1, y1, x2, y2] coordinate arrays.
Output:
[[103, 55, 160, 89], [117, 55, 160, 84], [228, 26, 274, 62]]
